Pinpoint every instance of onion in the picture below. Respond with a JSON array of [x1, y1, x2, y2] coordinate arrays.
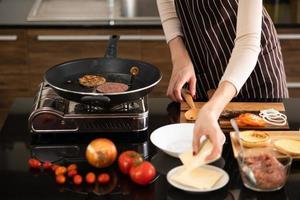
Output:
[[259, 109, 287, 126]]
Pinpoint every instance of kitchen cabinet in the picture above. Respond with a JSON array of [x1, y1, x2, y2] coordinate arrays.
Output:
[[0, 29, 30, 122], [140, 29, 172, 97], [278, 28, 300, 97]]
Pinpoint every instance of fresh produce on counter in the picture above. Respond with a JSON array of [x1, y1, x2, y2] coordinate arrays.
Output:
[[129, 161, 157, 185], [118, 150, 143, 175], [56, 175, 66, 185], [73, 174, 83, 185], [67, 164, 78, 172], [51, 164, 60, 172], [55, 166, 67, 176], [67, 169, 78, 178], [28, 158, 42, 169], [85, 138, 118, 168], [27, 139, 158, 191], [42, 161, 52, 170], [85, 172, 96, 184], [98, 173, 111, 184]]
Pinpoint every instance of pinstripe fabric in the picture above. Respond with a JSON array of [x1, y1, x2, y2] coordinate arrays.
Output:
[[174, 0, 289, 100]]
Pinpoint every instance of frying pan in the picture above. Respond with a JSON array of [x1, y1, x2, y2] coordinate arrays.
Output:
[[44, 35, 162, 106]]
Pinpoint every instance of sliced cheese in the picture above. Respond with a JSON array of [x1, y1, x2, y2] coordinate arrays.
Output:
[[274, 139, 300, 155], [179, 139, 219, 170], [171, 166, 223, 189]]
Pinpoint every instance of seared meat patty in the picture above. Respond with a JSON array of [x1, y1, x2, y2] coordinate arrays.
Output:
[[79, 75, 106, 87], [96, 82, 129, 93]]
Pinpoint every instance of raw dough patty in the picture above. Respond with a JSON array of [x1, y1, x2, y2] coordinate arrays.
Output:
[[79, 75, 106, 87], [96, 82, 129, 93]]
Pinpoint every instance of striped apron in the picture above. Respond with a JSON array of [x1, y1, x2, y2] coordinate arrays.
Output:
[[174, 0, 289, 100]]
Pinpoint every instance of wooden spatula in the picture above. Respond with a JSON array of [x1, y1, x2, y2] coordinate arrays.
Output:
[[182, 89, 199, 121]]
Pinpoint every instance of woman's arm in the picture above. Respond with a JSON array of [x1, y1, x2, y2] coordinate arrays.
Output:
[[193, 0, 263, 159], [219, 0, 262, 94], [156, 0, 183, 43], [157, 0, 196, 100]]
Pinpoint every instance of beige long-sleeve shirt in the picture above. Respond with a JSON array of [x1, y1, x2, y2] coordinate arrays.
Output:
[[157, 0, 262, 94]]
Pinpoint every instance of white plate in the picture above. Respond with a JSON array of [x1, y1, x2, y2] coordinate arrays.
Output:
[[167, 165, 229, 193], [150, 123, 195, 157]]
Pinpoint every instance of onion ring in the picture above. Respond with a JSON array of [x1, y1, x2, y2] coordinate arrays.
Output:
[[259, 109, 287, 126]]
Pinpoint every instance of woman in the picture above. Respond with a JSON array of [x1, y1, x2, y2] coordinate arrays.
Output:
[[157, 0, 288, 160]]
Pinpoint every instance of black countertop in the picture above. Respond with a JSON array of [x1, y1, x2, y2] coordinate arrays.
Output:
[[1, 97, 300, 199]]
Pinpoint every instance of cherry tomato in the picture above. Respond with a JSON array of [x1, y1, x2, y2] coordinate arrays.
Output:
[[129, 161, 156, 185], [56, 175, 66, 184], [28, 158, 42, 169], [118, 150, 143, 175], [51, 164, 60, 172], [85, 172, 96, 184], [68, 169, 78, 177], [97, 173, 110, 185], [67, 164, 77, 172], [42, 161, 52, 170], [55, 166, 67, 176], [73, 175, 83, 185]]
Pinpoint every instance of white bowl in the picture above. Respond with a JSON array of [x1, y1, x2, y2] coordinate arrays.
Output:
[[150, 123, 194, 157]]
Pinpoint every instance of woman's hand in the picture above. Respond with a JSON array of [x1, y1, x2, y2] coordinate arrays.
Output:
[[167, 37, 196, 102], [192, 81, 237, 161], [193, 104, 226, 161]]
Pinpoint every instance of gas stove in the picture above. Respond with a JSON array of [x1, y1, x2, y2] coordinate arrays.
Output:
[[29, 82, 149, 134]]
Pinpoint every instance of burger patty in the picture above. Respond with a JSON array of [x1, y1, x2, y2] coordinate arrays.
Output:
[[79, 75, 106, 87], [96, 82, 129, 93]]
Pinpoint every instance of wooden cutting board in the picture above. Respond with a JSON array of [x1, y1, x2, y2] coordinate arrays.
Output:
[[180, 102, 289, 130], [230, 131, 300, 159]]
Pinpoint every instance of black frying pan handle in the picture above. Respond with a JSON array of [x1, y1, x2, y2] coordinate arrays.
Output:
[[104, 35, 120, 58], [81, 96, 111, 105]]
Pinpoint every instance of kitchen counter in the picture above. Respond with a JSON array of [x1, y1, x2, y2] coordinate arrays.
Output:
[[0, 0, 161, 27], [0, 97, 300, 199]]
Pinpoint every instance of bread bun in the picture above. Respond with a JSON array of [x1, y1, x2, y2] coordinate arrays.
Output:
[[273, 139, 300, 156], [239, 131, 270, 148]]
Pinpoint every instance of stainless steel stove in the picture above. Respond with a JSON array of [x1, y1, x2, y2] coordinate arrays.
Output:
[[29, 82, 149, 134]]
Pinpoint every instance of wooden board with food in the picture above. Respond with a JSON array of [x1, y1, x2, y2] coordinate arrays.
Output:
[[180, 102, 289, 130], [230, 130, 300, 159]]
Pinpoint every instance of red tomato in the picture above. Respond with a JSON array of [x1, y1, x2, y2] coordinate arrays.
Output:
[[55, 166, 67, 176], [238, 113, 266, 127], [28, 158, 41, 169], [118, 150, 143, 174], [85, 172, 96, 184], [85, 138, 117, 168], [97, 173, 110, 185], [67, 164, 77, 172], [129, 161, 156, 185], [56, 175, 66, 184], [51, 164, 60, 172], [73, 175, 83, 185], [42, 161, 52, 170], [68, 169, 77, 177]]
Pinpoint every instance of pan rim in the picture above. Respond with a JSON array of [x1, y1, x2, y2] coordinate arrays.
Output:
[[44, 73, 162, 96]]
